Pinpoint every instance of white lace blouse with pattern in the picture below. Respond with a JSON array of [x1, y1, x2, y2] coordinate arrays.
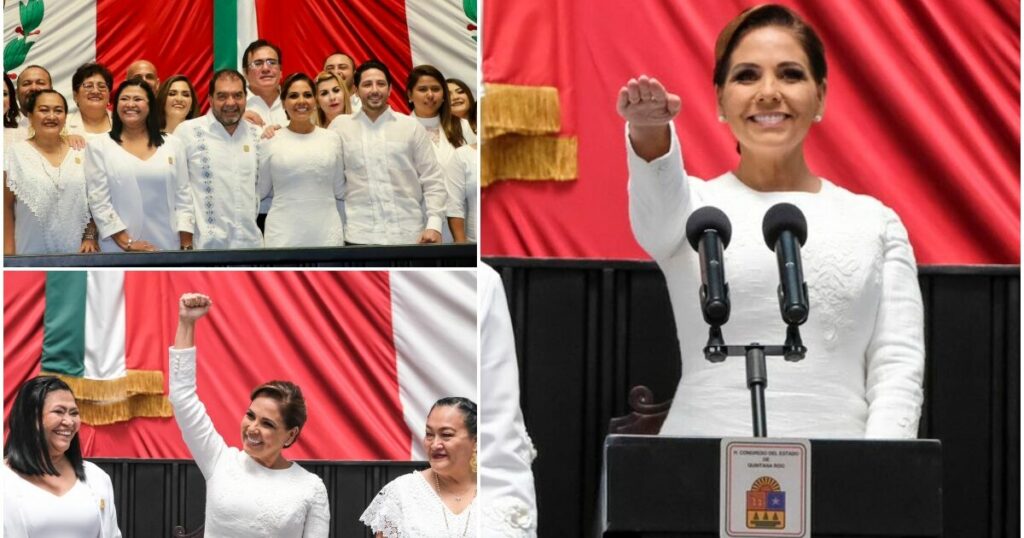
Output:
[[4, 140, 90, 254], [168, 346, 330, 537], [361, 471, 478, 538]]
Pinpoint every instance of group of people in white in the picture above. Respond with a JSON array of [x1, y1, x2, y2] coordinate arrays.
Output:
[[3, 40, 479, 255]]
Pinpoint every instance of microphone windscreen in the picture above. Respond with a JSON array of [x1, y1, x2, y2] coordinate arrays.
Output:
[[762, 202, 808, 248], [685, 206, 732, 250]]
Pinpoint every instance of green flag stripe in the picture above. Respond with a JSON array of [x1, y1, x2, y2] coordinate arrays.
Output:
[[42, 272, 88, 376], [213, 0, 238, 71]]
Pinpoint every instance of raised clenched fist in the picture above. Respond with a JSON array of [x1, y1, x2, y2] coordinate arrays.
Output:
[[616, 75, 682, 127], [179, 293, 212, 323]]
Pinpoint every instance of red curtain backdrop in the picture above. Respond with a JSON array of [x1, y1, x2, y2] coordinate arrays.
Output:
[[481, 0, 1020, 264], [96, 0, 215, 111], [3, 272, 412, 461], [93, 0, 414, 113], [256, 0, 414, 114]]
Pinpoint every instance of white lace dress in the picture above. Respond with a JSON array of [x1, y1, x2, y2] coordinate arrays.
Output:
[[361, 472, 478, 538], [4, 141, 90, 254], [168, 347, 330, 537], [257, 127, 346, 247]]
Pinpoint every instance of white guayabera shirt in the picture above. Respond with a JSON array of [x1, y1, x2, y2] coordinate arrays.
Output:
[[174, 113, 263, 249], [330, 107, 447, 245]]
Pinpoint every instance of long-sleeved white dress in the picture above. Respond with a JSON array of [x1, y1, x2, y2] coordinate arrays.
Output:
[[628, 124, 925, 439], [169, 347, 330, 537], [257, 127, 345, 247]]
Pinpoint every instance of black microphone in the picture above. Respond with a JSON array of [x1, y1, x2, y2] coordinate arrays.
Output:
[[762, 203, 809, 326], [685, 206, 732, 326]]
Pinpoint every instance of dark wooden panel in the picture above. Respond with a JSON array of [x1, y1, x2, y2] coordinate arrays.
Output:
[[485, 258, 1019, 538], [88, 459, 424, 537]]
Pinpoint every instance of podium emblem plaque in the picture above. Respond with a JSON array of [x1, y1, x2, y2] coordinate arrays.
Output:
[[721, 439, 810, 537]]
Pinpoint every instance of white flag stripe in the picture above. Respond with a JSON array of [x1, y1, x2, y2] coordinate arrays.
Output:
[[3, 2, 96, 114], [391, 270, 478, 459], [83, 272, 126, 380], [406, 0, 477, 92], [237, 0, 259, 68]]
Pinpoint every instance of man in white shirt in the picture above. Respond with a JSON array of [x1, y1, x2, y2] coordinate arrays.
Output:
[[126, 60, 160, 93], [330, 60, 446, 245], [240, 39, 288, 231], [174, 70, 263, 250], [323, 52, 361, 114], [242, 40, 288, 128]]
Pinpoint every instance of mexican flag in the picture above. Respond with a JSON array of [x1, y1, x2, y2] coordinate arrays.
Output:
[[39, 272, 172, 426], [4, 0, 477, 113], [4, 271, 478, 461]]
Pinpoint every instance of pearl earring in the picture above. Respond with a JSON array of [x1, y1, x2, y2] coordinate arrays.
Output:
[[717, 114, 726, 123], [814, 114, 823, 123]]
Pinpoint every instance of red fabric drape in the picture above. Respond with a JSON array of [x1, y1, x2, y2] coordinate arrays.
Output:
[[256, 0, 414, 114], [96, 0, 215, 111], [481, 0, 1020, 264], [3, 272, 412, 461]]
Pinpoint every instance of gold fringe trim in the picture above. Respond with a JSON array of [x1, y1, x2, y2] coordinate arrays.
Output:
[[43, 369, 166, 401], [482, 83, 562, 139], [77, 394, 173, 426], [482, 134, 578, 186]]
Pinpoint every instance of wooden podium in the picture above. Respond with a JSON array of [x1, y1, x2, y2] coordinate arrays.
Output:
[[601, 435, 942, 537]]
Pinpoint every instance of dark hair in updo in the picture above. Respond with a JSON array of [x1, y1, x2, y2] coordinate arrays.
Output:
[[429, 396, 477, 438], [712, 4, 827, 88], [251, 380, 307, 447]]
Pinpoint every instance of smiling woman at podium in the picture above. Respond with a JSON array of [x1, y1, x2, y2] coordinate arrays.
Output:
[[619, 4, 925, 438]]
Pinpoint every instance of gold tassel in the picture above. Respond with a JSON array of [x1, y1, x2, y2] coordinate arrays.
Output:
[[77, 394, 173, 426], [482, 83, 562, 140], [43, 370, 166, 401], [482, 134, 578, 186]]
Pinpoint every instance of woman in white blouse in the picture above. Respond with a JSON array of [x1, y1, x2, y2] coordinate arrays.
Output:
[[4, 376, 121, 537], [66, 63, 113, 141], [444, 144, 478, 244], [447, 78, 477, 136], [156, 75, 199, 135], [170, 293, 330, 537], [258, 72, 345, 247], [361, 397, 478, 537], [85, 77, 192, 252], [4, 89, 98, 255], [314, 71, 351, 127]]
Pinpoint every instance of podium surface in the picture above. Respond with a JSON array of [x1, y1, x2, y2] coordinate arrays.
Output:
[[602, 435, 942, 537]]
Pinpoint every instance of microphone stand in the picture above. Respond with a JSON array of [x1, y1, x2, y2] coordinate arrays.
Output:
[[703, 326, 806, 437]]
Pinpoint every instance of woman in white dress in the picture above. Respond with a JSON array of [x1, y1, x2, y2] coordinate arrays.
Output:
[[170, 293, 330, 537], [258, 72, 345, 247], [4, 376, 121, 537], [361, 397, 478, 537], [314, 71, 351, 127], [66, 63, 113, 141], [85, 77, 192, 252], [4, 89, 98, 255], [156, 75, 199, 135], [619, 4, 924, 438], [406, 65, 474, 242]]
